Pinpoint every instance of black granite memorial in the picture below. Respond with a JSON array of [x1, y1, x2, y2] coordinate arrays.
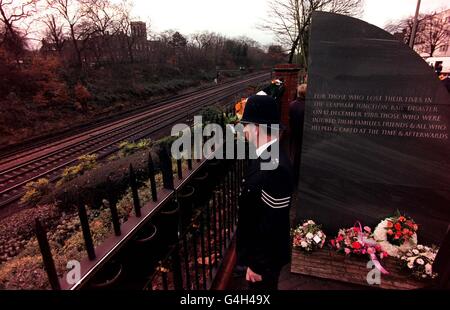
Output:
[[297, 12, 450, 244]]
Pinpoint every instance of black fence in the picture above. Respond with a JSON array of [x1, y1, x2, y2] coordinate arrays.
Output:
[[33, 106, 247, 290]]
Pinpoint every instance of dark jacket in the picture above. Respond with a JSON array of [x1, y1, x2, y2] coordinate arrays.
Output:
[[236, 142, 294, 274]]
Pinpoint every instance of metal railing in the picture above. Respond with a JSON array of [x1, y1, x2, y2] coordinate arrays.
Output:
[[146, 158, 243, 290], [34, 106, 246, 290]]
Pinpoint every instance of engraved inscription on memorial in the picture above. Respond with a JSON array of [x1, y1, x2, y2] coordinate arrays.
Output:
[[310, 93, 448, 140]]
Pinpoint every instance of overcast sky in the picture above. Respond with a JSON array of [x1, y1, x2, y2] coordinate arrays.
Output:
[[129, 0, 449, 45]]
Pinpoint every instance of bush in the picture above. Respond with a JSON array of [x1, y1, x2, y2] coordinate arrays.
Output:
[[118, 139, 152, 158], [20, 178, 50, 206], [0, 256, 49, 290], [44, 149, 161, 210], [201, 106, 223, 124], [58, 154, 97, 186]]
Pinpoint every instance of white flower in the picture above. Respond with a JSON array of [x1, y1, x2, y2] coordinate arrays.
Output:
[[317, 231, 323, 238], [301, 241, 308, 248], [425, 264, 432, 275], [417, 245, 424, 250], [307, 220, 315, 225], [416, 258, 425, 265], [407, 261, 414, 269], [306, 232, 314, 240], [412, 249, 420, 255], [313, 235, 322, 244]]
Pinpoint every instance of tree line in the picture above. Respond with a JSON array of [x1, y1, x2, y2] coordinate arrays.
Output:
[[385, 11, 450, 57]]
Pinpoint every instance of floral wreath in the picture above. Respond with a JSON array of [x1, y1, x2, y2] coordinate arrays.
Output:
[[373, 212, 418, 257]]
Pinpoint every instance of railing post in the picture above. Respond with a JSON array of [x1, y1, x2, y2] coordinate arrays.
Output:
[[177, 159, 183, 180], [182, 235, 191, 290], [148, 152, 158, 202], [77, 204, 96, 260], [199, 214, 207, 289], [107, 177, 121, 236], [129, 164, 141, 217], [171, 242, 184, 290], [212, 191, 219, 269], [35, 219, 61, 290], [192, 230, 200, 290], [159, 147, 174, 190]]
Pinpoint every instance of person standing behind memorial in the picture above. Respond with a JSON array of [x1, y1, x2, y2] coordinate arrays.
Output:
[[289, 84, 307, 185], [440, 74, 450, 93]]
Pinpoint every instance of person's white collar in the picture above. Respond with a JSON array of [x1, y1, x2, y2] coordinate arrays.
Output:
[[256, 138, 278, 157]]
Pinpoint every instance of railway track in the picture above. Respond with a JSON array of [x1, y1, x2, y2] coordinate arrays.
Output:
[[0, 73, 270, 217]]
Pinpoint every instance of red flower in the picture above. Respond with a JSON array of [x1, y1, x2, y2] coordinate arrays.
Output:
[[387, 229, 394, 235], [395, 231, 402, 237], [352, 242, 362, 249], [406, 221, 413, 227], [386, 221, 393, 228], [398, 216, 406, 222], [394, 223, 402, 231], [403, 228, 410, 235], [330, 239, 336, 247]]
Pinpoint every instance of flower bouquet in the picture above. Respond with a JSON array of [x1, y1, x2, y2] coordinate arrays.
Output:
[[400, 245, 439, 280], [373, 211, 418, 257], [292, 220, 326, 252], [330, 224, 389, 274]]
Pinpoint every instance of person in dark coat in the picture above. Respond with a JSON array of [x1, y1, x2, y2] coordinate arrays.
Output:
[[441, 75, 450, 93], [289, 84, 307, 185], [236, 95, 294, 290]]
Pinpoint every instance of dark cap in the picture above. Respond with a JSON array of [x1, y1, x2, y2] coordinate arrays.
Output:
[[240, 95, 282, 128]]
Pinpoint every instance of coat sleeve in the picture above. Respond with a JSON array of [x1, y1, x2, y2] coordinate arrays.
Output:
[[246, 166, 293, 275]]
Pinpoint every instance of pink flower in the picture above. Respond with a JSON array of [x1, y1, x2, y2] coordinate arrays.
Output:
[[367, 247, 375, 255], [344, 248, 351, 255], [364, 226, 372, 233]]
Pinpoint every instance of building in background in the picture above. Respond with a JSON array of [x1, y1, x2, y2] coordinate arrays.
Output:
[[40, 21, 158, 66]]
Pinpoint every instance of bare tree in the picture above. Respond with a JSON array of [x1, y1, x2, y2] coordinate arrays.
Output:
[[0, 0, 38, 57], [384, 14, 427, 46], [47, 0, 92, 68], [42, 14, 65, 54], [385, 12, 449, 57], [416, 13, 449, 57], [84, 0, 122, 63], [260, 0, 363, 65], [116, 0, 137, 63]]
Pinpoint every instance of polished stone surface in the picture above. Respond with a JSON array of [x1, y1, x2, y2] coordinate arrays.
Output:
[[297, 12, 450, 244]]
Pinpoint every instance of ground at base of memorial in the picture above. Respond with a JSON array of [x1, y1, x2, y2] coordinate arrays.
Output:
[[227, 264, 369, 290], [227, 191, 370, 290]]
